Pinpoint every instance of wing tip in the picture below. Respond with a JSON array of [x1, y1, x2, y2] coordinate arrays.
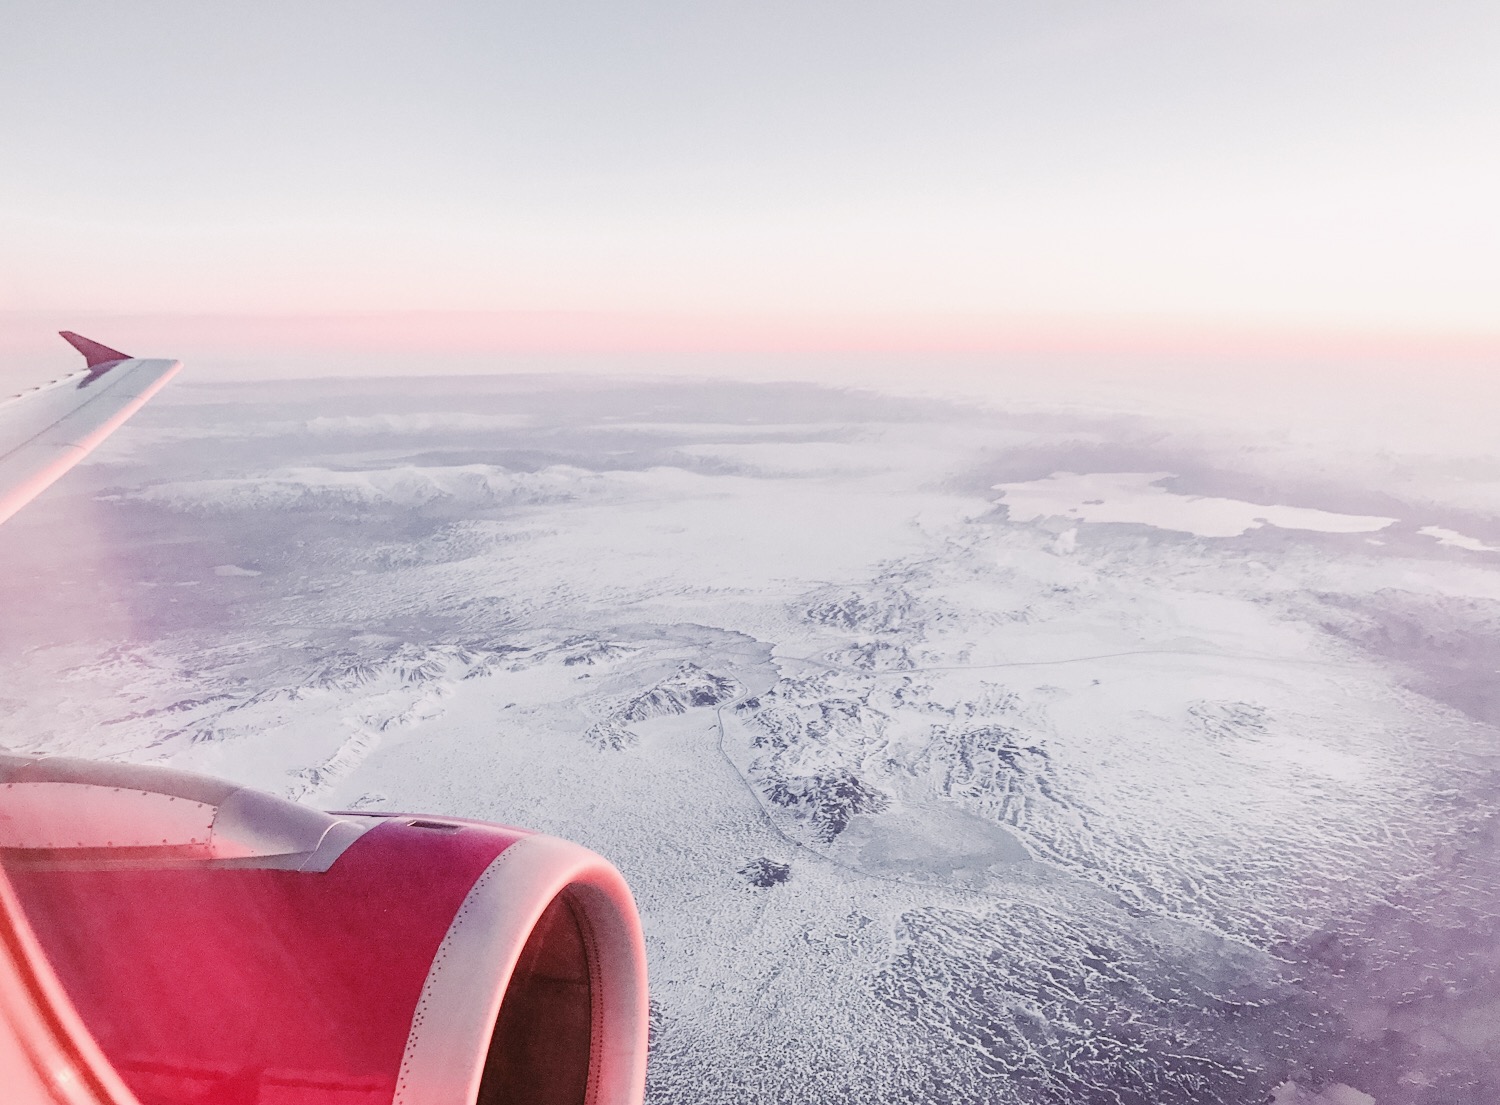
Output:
[[58, 331, 132, 370]]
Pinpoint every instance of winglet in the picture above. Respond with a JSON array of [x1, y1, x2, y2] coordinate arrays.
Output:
[[58, 331, 132, 369]]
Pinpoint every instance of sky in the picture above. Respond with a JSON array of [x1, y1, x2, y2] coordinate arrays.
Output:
[[1, 1, 1497, 379]]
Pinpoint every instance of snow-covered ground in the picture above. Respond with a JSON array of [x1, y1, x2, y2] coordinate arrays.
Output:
[[1, 373, 1497, 1105]]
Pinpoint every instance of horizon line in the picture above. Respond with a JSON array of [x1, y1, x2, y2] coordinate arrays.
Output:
[[2, 308, 1497, 363]]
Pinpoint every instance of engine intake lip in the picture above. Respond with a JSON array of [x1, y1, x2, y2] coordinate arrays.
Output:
[[394, 833, 649, 1105]]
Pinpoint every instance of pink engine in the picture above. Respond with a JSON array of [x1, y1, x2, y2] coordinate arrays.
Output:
[[0, 755, 650, 1105]]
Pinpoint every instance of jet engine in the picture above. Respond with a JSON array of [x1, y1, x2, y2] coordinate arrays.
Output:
[[0, 755, 649, 1105]]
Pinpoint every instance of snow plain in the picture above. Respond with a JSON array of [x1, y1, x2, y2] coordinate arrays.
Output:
[[1, 374, 1498, 1104]]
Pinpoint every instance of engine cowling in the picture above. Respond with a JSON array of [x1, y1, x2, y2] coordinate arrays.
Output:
[[0, 755, 649, 1105]]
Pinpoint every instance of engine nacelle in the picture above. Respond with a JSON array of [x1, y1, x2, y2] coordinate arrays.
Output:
[[0, 756, 649, 1105]]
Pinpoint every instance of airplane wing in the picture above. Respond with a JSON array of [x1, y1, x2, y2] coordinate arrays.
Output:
[[0, 333, 181, 526], [0, 336, 650, 1105]]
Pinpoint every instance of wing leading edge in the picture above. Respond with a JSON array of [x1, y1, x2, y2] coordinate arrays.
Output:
[[0, 334, 180, 526]]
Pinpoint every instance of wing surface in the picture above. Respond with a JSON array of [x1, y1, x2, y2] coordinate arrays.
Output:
[[0, 334, 180, 526]]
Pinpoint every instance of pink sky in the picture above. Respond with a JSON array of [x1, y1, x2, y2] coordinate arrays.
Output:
[[2, 3, 1496, 383], [5, 309, 1498, 363]]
